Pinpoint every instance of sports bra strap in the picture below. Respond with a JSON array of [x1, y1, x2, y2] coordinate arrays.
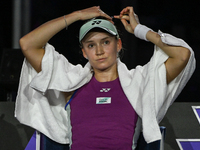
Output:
[[65, 90, 78, 110]]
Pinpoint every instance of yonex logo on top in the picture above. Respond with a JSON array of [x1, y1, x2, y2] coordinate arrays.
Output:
[[92, 21, 102, 25], [100, 88, 111, 92]]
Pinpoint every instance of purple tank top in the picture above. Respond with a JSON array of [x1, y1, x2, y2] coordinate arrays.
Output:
[[70, 76, 138, 149]]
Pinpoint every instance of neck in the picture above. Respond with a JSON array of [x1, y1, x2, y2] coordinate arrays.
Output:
[[93, 66, 118, 82]]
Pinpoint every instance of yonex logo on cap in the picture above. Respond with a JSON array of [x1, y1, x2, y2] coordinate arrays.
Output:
[[92, 20, 102, 25], [79, 19, 119, 42]]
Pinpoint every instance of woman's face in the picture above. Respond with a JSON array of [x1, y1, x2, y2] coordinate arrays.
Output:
[[81, 31, 122, 72]]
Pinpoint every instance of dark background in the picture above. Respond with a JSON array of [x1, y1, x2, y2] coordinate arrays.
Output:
[[0, 1, 199, 150], [0, 0, 199, 102]]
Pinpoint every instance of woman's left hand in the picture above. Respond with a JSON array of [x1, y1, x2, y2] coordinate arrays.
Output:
[[114, 6, 139, 34]]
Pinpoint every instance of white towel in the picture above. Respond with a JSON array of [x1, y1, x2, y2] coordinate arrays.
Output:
[[15, 31, 195, 144]]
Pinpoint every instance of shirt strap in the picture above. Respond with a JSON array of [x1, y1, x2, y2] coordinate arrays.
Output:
[[65, 90, 78, 110]]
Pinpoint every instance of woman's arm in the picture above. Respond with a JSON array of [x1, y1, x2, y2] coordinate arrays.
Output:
[[114, 6, 190, 84], [146, 31, 190, 84], [20, 6, 112, 73]]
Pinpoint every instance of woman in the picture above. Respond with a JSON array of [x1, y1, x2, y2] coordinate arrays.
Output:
[[15, 6, 195, 149]]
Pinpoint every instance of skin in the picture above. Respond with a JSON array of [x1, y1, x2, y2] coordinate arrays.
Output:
[[19, 6, 190, 102], [19, 6, 112, 73], [81, 32, 122, 82], [114, 7, 190, 84]]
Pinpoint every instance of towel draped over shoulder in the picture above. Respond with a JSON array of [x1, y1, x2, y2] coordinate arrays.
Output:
[[15, 30, 195, 144]]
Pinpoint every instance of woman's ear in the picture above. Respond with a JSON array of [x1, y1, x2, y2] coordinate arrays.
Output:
[[82, 48, 88, 59], [117, 38, 122, 52]]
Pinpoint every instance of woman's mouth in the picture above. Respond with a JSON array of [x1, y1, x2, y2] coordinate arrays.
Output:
[[97, 58, 106, 62]]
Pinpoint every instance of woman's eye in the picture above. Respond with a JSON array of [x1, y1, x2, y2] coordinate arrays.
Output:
[[88, 44, 94, 48], [104, 41, 110, 45]]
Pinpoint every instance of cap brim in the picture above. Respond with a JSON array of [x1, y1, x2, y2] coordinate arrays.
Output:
[[80, 26, 117, 42]]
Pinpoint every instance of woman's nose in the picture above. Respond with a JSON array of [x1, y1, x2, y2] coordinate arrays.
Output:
[[96, 45, 104, 55]]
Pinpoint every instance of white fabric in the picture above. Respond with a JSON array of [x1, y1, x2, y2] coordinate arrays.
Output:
[[36, 131, 41, 150], [15, 31, 195, 144], [134, 24, 152, 41]]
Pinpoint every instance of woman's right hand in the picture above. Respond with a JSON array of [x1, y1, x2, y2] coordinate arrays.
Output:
[[76, 6, 112, 21]]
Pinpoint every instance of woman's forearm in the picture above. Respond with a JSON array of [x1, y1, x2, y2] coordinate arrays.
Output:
[[20, 11, 80, 51], [19, 6, 112, 72], [146, 30, 191, 83], [146, 30, 190, 61]]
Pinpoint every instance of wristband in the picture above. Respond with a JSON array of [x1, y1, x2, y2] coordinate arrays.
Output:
[[134, 24, 152, 41]]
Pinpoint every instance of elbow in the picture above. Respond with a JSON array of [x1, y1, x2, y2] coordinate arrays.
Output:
[[19, 35, 33, 52], [19, 37, 28, 52], [180, 47, 191, 63]]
